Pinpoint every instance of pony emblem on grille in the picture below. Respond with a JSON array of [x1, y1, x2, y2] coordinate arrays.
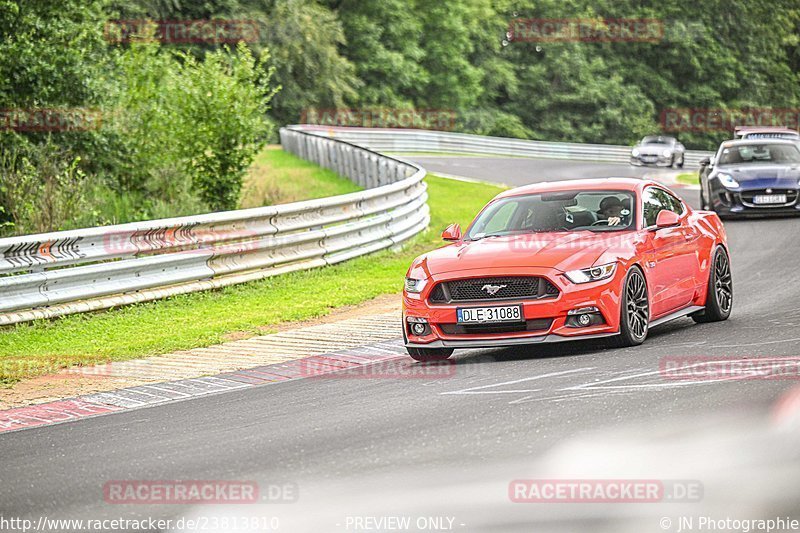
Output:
[[481, 284, 507, 296]]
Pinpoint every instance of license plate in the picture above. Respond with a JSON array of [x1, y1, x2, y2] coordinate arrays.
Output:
[[457, 305, 523, 324], [753, 194, 786, 204]]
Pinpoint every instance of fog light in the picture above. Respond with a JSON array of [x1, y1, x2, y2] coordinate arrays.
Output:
[[566, 307, 605, 328], [407, 316, 430, 336]]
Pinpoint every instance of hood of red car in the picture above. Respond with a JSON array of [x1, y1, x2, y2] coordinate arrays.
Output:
[[416, 231, 634, 277]]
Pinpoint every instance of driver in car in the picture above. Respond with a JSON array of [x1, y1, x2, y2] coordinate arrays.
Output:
[[597, 196, 628, 226]]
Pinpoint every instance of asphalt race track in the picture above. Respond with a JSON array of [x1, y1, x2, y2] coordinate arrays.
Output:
[[2, 158, 800, 532], [409, 155, 688, 186]]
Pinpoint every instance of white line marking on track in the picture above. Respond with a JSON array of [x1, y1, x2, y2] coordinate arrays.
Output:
[[710, 336, 800, 348], [440, 368, 594, 395], [441, 357, 779, 404]]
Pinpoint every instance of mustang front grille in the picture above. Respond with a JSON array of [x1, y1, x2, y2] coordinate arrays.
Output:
[[428, 277, 559, 304]]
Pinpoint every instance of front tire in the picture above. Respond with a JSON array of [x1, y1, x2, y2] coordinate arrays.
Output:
[[407, 347, 454, 362], [692, 246, 733, 323], [677, 154, 685, 168], [615, 266, 649, 347]]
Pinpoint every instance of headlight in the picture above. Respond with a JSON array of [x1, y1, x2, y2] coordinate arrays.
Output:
[[716, 173, 739, 188], [564, 262, 617, 284], [632, 149, 640, 157], [662, 149, 671, 157], [404, 277, 428, 293]]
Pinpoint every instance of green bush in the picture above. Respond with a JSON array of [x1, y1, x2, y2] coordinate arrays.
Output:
[[107, 38, 277, 214], [0, 140, 93, 235], [0, 8, 279, 237], [171, 44, 278, 211]]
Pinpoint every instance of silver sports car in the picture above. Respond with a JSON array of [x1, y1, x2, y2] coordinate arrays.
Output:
[[630, 135, 685, 168]]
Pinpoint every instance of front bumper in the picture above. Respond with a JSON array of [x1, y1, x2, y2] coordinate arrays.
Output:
[[630, 154, 673, 167], [709, 183, 800, 217], [403, 266, 625, 349], [406, 331, 617, 349]]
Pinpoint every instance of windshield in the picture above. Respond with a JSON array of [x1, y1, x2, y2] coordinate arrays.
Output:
[[717, 143, 800, 165], [467, 190, 636, 239], [642, 136, 673, 144]]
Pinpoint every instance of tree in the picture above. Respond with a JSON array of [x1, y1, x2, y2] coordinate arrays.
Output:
[[260, 0, 359, 127], [321, 0, 426, 106], [0, 0, 111, 232]]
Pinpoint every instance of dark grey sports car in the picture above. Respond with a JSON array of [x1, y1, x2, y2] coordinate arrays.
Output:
[[630, 135, 685, 168], [698, 139, 800, 218]]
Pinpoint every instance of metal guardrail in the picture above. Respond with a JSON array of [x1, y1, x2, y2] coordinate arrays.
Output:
[[297, 126, 713, 168], [0, 126, 429, 326]]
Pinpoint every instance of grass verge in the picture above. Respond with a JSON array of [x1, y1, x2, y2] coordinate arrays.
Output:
[[0, 175, 503, 386], [240, 146, 362, 208], [675, 172, 698, 186]]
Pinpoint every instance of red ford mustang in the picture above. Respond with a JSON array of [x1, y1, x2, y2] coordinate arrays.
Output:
[[402, 178, 732, 361]]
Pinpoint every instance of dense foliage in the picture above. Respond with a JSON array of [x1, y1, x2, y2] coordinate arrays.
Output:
[[0, 0, 276, 234], [1, 0, 798, 234]]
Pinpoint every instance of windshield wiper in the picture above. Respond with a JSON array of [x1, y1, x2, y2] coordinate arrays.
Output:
[[468, 233, 506, 241], [470, 229, 570, 240]]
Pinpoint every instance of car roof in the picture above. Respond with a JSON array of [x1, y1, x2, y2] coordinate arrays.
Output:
[[495, 177, 658, 200], [719, 138, 800, 149]]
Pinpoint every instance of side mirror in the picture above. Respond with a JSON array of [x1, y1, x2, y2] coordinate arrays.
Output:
[[441, 223, 462, 241], [655, 210, 680, 229], [699, 157, 710, 167]]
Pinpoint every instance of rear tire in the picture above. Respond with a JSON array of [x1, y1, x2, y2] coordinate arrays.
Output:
[[692, 246, 732, 323], [613, 266, 649, 347], [407, 347, 454, 362]]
